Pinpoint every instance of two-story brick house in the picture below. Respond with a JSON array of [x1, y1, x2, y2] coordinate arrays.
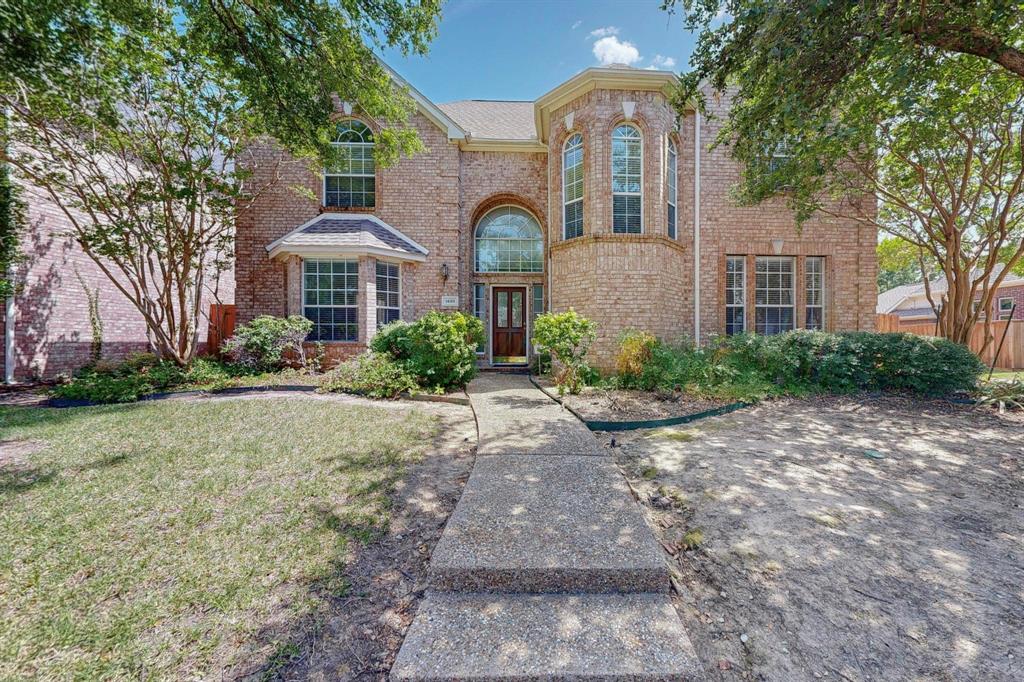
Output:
[[235, 62, 878, 369]]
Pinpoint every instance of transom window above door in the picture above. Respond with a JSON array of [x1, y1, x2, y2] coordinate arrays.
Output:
[[475, 206, 543, 273], [324, 120, 375, 209]]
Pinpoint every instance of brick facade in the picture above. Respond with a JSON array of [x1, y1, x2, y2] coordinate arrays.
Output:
[[230, 67, 878, 371], [2, 185, 231, 381]]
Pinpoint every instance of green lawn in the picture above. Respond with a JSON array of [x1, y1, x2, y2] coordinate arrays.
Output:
[[986, 369, 1024, 381], [0, 398, 437, 680]]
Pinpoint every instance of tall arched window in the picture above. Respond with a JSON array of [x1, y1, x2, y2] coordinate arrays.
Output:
[[475, 206, 543, 273], [667, 139, 678, 239], [325, 120, 375, 208], [563, 133, 584, 240], [612, 124, 642, 233]]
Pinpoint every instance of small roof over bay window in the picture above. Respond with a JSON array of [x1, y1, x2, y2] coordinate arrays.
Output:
[[265, 213, 428, 262]]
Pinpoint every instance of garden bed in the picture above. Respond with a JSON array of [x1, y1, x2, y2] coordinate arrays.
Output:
[[534, 377, 735, 422]]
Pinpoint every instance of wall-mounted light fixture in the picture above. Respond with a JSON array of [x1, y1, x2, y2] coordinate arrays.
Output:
[[440, 263, 449, 281]]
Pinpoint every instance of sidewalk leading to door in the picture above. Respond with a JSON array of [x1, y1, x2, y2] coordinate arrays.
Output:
[[391, 373, 701, 680]]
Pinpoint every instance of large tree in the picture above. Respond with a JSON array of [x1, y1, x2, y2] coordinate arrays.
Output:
[[0, 0, 440, 363], [666, 0, 1024, 351]]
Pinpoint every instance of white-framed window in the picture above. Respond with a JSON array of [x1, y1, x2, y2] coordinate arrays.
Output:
[[325, 120, 375, 208], [473, 283, 486, 354], [998, 296, 1015, 320], [475, 205, 544, 273], [805, 256, 825, 330], [725, 256, 746, 335], [755, 256, 795, 335], [531, 285, 545, 354], [612, 124, 642, 233], [768, 140, 792, 173], [667, 139, 678, 239], [375, 261, 400, 329], [303, 259, 359, 341], [563, 133, 584, 240]]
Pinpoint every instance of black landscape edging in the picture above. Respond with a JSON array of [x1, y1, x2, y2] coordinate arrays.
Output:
[[528, 374, 749, 432]]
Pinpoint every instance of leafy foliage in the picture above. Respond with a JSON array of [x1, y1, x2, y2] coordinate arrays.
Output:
[[532, 310, 597, 395], [319, 352, 419, 400], [615, 330, 984, 401], [222, 316, 313, 371], [615, 329, 658, 379], [666, 1, 1024, 351], [49, 354, 249, 404], [877, 237, 925, 293], [976, 378, 1024, 411], [370, 312, 484, 390], [0, 154, 24, 299]]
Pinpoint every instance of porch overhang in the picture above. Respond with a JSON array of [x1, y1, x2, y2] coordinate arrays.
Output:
[[266, 213, 429, 263]]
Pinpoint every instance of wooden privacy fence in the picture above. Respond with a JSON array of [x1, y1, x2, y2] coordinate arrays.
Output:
[[876, 314, 1024, 369], [207, 304, 237, 357]]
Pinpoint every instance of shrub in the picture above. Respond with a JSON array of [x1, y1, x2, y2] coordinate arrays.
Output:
[[616, 329, 983, 401], [532, 309, 596, 395], [372, 312, 484, 390], [319, 352, 419, 399], [221, 315, 313, 371], [615, 329, 657, 383], [976, 378, 1024, 411]]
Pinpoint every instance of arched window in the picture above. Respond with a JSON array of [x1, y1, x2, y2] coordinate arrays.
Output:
[[667, 138, 678, 239], [611, 124, 642, 233], [325, 120, 375, 208], [563, 133, 584, 239], [475, 206, 543, 273]]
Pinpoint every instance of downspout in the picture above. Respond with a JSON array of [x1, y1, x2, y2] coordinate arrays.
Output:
[[546, 131, 552, 315], [693, 109, 701, 344], [4, 268, 13, 385]]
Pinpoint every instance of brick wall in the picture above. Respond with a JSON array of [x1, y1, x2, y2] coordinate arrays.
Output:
[[3, 184, 231, 381], [988, 284, 1024, 320]]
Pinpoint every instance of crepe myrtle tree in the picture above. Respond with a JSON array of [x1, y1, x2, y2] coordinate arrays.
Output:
[[665, 0, 1024, 352], [0, 0, 441, 365]]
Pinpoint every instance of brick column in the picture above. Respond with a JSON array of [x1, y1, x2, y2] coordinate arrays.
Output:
[[359, 256, 377, 344]]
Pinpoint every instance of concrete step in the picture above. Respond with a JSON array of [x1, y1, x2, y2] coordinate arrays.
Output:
[[391, 592, 702, 681], [429, 455, 667, 593]]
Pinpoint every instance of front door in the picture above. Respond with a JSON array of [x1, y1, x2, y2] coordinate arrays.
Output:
[[492, 286, 527, 364]]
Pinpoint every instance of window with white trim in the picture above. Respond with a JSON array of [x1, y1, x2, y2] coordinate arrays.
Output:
[[563, 134, 584, 239], [612, 124, 642, 233], [475, 206, 543, 273], [998, 296, 1015, 320], [303, 260, 358, 341], [805, 256, 825, 330], [375, 261, 400, 329], [473, 283, 486, 354], [325, 120, 375, 208], [755, 256, 795, 335], [667, 139, 678, 239], [725, 256, 746, 335]]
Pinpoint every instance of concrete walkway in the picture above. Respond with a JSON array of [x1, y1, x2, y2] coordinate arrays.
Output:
[[392, 374, 700, 680]]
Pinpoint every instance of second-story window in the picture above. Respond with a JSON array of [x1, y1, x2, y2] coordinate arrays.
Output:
[[325, 120, 375, 209], [563, 133, 584, 239], [667, 139, 678, 239], [612, 124, 642, 233]]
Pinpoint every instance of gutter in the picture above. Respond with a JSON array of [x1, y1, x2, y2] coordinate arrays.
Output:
[[693, 109, 702, 344]]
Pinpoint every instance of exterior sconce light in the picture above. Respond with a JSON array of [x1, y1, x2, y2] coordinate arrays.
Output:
[[440, 263, 449, 281]]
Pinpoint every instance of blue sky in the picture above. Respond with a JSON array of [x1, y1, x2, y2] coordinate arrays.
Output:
[[380, 0, 700, 103]]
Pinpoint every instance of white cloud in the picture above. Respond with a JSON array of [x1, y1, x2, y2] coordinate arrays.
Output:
[[588, 26, 619, 39], [647, 55, 677, 70], [592, 36, 641, 66], [571, 19, 582, 30]]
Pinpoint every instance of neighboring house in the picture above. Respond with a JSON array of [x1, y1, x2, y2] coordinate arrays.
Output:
[[1, 183, 232, 382], [878, 268, 1024, 322], [236, 62, 877, 369]]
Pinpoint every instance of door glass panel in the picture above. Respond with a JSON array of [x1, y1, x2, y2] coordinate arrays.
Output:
[[511, 291, 523, 327], [497, 291, 508, 327]]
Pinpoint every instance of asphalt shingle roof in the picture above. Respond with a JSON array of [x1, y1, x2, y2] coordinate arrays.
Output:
[[436, 100, 537, 140], [269, 216, 426, 257]]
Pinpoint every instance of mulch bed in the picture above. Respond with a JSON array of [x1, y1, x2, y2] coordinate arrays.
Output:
[[535, 380, 732, 422]]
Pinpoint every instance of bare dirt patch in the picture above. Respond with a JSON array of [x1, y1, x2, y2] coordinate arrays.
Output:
[[607, 396, 1024, 681], [536, 379, 731, 421], [252, 400, 477, 681]]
